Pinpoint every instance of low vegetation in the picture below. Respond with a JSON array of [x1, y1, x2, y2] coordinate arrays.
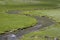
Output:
[[20, 9, 60, 40], [0, 0, 60, 40], [0, 13, 37, 33]]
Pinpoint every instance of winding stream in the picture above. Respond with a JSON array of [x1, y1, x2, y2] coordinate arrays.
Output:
[[0, 10, 55, 40]]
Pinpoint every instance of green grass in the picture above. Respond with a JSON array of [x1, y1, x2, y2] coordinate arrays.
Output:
[[0, 0, 59, 11], [0, 0, 59, 5], [0, 0, 60, 40], [23, 9, 60, 22], [0, 13, 37, 33], [20, 9, 60, 40], [21, 24, 60, 40]]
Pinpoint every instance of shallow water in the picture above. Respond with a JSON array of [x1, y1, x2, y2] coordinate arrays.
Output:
[[0, 11, 55, 40]]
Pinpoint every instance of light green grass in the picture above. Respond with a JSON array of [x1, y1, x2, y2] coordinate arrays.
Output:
[[20, 9, 60, 40], [23, 9, 60, 22], [21, 24, 60, 40], [0, 13, 37, 33]]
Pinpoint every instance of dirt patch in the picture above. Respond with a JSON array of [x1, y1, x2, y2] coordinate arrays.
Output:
[[6, 10, 21, 14]]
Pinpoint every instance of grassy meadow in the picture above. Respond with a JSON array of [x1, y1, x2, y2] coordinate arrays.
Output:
[[0, 0, 60, 40], [21, 9, 60, 40], [0, 12, 37, 33]]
